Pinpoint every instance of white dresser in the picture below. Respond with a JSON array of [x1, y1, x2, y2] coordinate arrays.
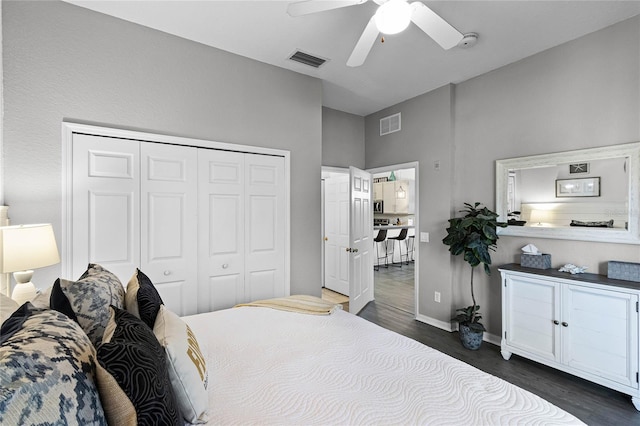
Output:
[[499, 264, 640, 410]]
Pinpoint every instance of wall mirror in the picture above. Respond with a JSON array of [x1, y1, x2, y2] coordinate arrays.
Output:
[[496, 142, 640, 244]]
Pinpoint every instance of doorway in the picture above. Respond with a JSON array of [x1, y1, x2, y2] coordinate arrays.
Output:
[[369, 163, 418, 315], [321, 163, 418, 316]]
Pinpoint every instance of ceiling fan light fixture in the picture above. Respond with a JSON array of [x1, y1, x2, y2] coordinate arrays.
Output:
[[375, 0, 412, 35]]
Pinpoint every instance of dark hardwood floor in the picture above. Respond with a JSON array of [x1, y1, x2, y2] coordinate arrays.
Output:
[[358, 300, 640, 425]]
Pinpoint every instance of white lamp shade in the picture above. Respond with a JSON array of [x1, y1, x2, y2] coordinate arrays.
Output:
[[529, 210, 550, 225], [0, 224, 60, 273]]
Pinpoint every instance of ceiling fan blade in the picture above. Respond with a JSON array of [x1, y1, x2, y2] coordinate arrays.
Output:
[[347, 16, 379, 67], [287, 0, 368, 17], [410, 2, 463, 50]]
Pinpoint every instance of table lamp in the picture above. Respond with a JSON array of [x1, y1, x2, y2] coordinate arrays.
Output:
[[529, 210, 549, 226], [0, 224, 60, 304]]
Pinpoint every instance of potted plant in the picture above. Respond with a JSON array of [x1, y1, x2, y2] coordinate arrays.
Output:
[[442, 202, 507, 350]]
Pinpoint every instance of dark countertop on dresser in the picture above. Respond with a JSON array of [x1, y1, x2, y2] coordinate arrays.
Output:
[[498, 263, 640, 291]]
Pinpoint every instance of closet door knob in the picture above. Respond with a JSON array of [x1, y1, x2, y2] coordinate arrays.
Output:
[[562, 322, 569, 327], [222, 264, 229, 269], [553, 320, 559, 325], [163, 270, 171, 276]]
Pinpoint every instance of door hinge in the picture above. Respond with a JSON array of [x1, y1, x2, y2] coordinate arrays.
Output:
[[504, 331, 507, 339], [636, 301, 639, 313], [636, 372, 638, 383]]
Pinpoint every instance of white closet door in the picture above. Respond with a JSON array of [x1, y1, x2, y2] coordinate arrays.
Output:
[[198, 150, 245, 312], [72, 134, 140, 283], [244, 154, 286, 302], [140, 142, 198, 316]]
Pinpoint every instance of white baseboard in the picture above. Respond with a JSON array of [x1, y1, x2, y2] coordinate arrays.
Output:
[[415, 314, 454, 332], [415, 313, 501, 347], [484, 332, 501, 346]]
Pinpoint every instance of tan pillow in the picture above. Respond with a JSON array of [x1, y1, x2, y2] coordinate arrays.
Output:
[[0, 292, 19, 324], [154, 305, 209, 423]]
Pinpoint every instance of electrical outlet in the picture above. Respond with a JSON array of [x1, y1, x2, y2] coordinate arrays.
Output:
[[434, 291, 441, 303]]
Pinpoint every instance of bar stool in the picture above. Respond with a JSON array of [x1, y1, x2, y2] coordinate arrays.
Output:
[[373, 229, 388, 271], [407, 234, 415, 262], [387, 227, 409, 266]]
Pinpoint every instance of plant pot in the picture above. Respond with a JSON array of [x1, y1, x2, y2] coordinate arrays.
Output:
[[459, 323, 483, 350]]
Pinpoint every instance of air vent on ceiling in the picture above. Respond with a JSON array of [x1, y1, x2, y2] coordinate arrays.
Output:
[[380, 113, 401, 136], [289, 50, 327, 68]]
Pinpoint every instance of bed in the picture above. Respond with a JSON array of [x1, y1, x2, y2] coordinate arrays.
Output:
[[183, 305, 584, 425], [0, 264, 584, 425]]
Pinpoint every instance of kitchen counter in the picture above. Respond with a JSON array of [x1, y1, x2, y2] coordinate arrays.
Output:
[[374, 225, 414, 230]]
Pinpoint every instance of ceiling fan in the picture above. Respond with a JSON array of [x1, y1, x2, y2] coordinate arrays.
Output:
[[287, 0, 465, 67]]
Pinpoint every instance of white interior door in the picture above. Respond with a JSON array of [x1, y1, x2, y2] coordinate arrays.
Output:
[[348, 166, 373, 314], [140, 142, 198, 316], [324, 174, 350, 296], [71, 134, 140, 282]]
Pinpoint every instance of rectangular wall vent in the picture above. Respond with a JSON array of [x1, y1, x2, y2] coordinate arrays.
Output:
[[380, 112, 401, 136], [289, 50, 327, 68]]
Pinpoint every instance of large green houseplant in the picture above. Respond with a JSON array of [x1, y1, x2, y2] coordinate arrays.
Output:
[[442, 202, 507, 350]]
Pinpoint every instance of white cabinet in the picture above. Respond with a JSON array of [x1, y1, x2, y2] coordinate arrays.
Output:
[[71, 132, 287, 316], [375, 180, 410, 214], [500, 265, 640, 410], [373, 182, 382, 201]]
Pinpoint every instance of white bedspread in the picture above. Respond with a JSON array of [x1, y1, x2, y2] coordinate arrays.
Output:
[[183, 307, 584, 425]]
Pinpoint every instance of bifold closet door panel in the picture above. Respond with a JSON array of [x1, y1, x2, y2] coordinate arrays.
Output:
[[244, 154, 286, 302], [141, 142, 198, 316], [197, 150, 245, 313], [72, 134, 140, 282]]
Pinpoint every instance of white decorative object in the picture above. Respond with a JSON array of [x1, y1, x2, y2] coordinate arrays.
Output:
[[558, 264, 588, 274], [0, 224, 60, 304], [500, 266, 640, 411]]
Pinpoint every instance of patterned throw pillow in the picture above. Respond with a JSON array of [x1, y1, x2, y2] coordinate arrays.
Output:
[[125, 268, 164, 328], [0, 304, 106, 425], [154, 304, 209, 423], [50, 263, 125, 347], [96, 306, 181, 426]]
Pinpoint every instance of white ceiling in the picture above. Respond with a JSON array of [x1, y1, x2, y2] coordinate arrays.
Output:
[[65, 0, 640, 116]]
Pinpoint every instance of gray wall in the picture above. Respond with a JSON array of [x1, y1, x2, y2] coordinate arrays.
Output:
[[365, 84, 455, 322], [322, 107, 365, 169], [2, 0, 323, 295], [365, 16, 640, 335]]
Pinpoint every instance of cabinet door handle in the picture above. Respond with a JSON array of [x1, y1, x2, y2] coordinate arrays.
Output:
[[346, 248, 352, 252], [553, 320, 559, 325], [562, 322, 569, 327], [222, 263, 229, 269], [163, 270, 171, 276], [353, 248, 359, 253]]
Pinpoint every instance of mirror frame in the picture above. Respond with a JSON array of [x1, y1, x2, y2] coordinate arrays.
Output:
[[496, 142, 640, 244]]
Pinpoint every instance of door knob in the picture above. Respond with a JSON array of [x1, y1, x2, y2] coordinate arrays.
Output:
[[324, 237, 328, 241], [562, 322, 568, 327], [353, 248, 359, 253], [346, 248, 352, 252], [163, 270, 171, 276], [553, 320, 559, 325]]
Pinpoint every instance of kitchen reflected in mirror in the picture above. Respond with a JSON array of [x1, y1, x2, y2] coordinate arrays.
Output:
[[496, 142, 640, 244]]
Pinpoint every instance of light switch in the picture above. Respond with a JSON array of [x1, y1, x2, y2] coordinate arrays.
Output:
[[420, 232, 429, 243]]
